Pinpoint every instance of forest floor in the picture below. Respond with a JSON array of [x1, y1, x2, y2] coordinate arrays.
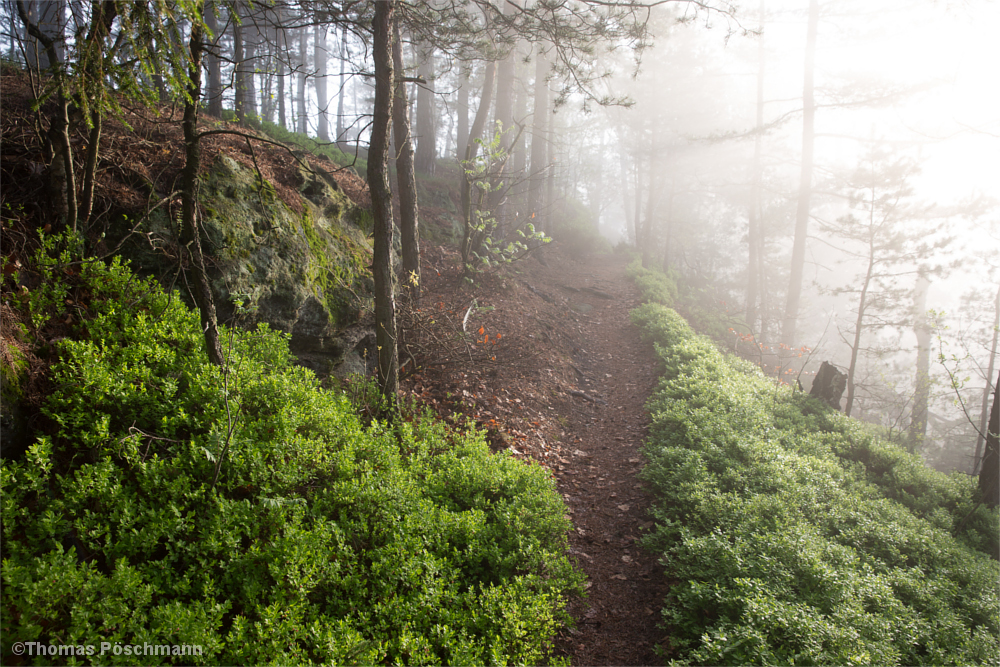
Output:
[[403, 244, 667, 665]]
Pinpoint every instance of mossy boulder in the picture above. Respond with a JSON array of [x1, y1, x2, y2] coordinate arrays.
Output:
[[110, 154, 376, 378]]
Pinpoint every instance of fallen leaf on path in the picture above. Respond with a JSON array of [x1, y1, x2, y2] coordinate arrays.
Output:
[[617, 504, 630, 512]]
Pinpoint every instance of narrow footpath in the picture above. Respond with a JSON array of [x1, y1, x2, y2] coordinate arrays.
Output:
[[539, 254, 666, 666], [407, 248, 667, 665]]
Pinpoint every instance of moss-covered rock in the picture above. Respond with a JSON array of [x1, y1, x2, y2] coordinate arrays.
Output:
[[109, 154, 376, 378]]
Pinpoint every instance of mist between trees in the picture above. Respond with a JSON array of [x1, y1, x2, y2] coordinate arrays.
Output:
[[3, 0, 997, 481]]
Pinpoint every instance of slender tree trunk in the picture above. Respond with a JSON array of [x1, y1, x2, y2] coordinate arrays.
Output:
[[24, 0, 65, 71], [204, 1, 223, 117], [315, 21, 329, 141], [493, 1, 517, 139], [527, 46, 548, 224], [233, 4, 249, 124], [297, 27, 308, 134], [369, 0, 399, 405], [973, 284, 1000, 474], [180, 18, 224, 367], [907, 271, 932, 453], [78, 1, 117, 230], [456, 65, 469, 160], [277, 20, 287, 130], [415, 46, 437, 173], [746, 0, 766, 329], [781, 0, 819, 346], [845, 248, 874, 417], [392, 18, 420, 301], [17, 0, 76, 232], [545, 105, 555, 235], [978, 370, 999, 508], [633, 152, 643, 246], [336, 25, 347, 142], [461, 60, 497, 273], [661, 187, 674, 272]]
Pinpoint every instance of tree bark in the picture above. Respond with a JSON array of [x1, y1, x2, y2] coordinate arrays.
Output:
[[336, 25, 347, 142], [204, 0, 223, 118], [78, 1, 117, 230], [23, 0, 64, 72], [460, 60, 497, 273], [180, 18, 224, 367], [844, 244, 874, 418], [415, 45, 436, 174], [17, 0, 75, 233], [781, 0, 819, 346], [528, 46, 548, 225], [315, 21, 329, 141], [973, 284, 1000, 474], [456, 65, 469, 160], [907, 271, 932, 452], [369, 0, 399, 406], [297, 26, 308, 134], [392, 18, 420, 302], [746, 0, 766, 329], [978, 370, 999, 508]]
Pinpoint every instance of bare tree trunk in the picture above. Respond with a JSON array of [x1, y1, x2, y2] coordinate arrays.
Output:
[[527, 46, 548, 224], [456, 65, 469, 160], [336, 24, 347, 141], [845, 249, 874, 417], [233, 3, 252, 125], [23, 0, 64, 71], [415, 46, 436, 173], [315, 21, 329, 141], [297, 26, 308, 134], [907, 270, 932, 453], [974, 284, 1000, 474], [204, 0, 223, 117], [392, 18, 420, 302], [369, 0, 399, 406], [460, 60, 497, 273], [641, 165, 661, 269], [632, 152, 642, 247], [978, 370, 999, 508], [78, 1, 117, 230], [180, 19, 224, 367], [17, 0, 75, 233], [781, 0, 819, 346], [746, 0, 766, 329]]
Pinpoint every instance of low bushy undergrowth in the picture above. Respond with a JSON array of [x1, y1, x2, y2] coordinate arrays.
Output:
[[630, 300, 999, 666], [1, 245, 581, 665]]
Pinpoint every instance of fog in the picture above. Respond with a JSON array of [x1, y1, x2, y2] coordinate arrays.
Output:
[[556, 0, 999, 472]]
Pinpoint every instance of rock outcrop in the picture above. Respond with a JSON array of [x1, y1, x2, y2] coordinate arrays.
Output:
[[110, 154, 377, 380]]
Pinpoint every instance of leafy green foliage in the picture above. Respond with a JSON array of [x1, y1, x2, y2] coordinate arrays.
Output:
[[629, 300, 1000, 666], [1, 250, 581, 665], [627, 259, 678, 307], [461, 125, 551, 277]]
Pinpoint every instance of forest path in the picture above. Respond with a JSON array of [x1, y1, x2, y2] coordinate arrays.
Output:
[[539, 252, 666, 666], [408, 247, 665, 665]]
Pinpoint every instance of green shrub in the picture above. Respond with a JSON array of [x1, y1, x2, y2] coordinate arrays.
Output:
[[629, 302, 1000, 666], [1, 249, 581, 665], [627, 260, 678, 307]]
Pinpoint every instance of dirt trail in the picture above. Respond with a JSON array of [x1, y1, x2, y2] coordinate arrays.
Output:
[[535, 253, 666, 666], [407, 248, 666, 665]]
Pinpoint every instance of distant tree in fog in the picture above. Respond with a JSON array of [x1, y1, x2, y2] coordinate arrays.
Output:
[[820, 141, 950, 417]]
